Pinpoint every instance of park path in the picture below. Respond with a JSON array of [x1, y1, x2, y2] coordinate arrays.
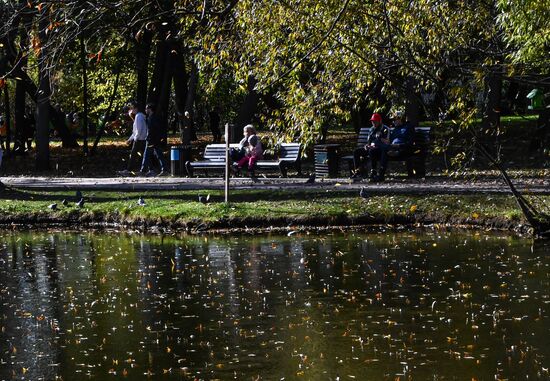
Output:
[[1, 175, 548, 195]]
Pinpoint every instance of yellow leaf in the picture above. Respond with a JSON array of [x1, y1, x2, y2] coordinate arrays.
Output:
[[472, 212, 479, 219], [410, 205, 417, 213]]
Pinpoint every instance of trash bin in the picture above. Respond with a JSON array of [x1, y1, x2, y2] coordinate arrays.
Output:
[[314, 144, 340, 178], [170, 145, 192, 176]]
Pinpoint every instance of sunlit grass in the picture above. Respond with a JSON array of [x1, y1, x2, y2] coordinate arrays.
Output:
[[0, 188, 546, 229]]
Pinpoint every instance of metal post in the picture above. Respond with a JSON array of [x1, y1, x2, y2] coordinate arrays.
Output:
[[224, 123, 230, 204]]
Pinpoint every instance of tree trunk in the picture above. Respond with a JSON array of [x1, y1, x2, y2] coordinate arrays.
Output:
[[35, 5, 50, 170], [405, 78, 421, 126], [156, 42, 175, 141], [14, 78, 26, 154], [135, 30, 152, 111], [147, 39, 168, 106], [172, 45, 188, 143], [184, 61, 199, 141], [81, 32, 89, 155], [482, 72, 502, 159], [235, 76, 260, 130], [3, 84, 11, 154]]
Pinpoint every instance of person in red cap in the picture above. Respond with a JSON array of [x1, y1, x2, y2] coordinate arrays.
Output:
[[352, 112, 390, 181]]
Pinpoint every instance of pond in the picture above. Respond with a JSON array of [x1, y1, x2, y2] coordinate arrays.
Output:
[[0, 231, 548, 380]]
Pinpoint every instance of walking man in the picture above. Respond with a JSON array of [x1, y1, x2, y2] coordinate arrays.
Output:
[[139, 103, 168, 176], [117, 102, 147, 176]]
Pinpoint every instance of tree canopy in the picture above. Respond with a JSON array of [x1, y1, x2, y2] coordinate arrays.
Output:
[[0, 0, 548, 154]]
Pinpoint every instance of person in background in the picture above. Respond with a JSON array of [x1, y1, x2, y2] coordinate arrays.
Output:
[[352, 112, 390, 181], [139, 103, 168, 177], [116, 102, 147, 176], [233, 124, 263, 177]]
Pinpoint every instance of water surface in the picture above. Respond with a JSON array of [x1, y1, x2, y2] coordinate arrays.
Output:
[[0, 231, 548, 380]]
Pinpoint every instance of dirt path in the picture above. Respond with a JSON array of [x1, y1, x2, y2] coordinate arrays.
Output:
[[1, 175, 548, 194]]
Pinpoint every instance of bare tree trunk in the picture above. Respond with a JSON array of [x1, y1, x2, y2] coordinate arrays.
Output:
[[80, 31, 89, 155], [482, 72, 502, 160], [184, 61, 198, 142], [405, 77, 421, 126], [147, 39, 168, 106], [135, 30, 152, 111], [3, 84, 11, 154], [14, 78, 25, 154], [35, 5, 50, 170], [172, 45, 188, 143], [235, 76, 259, 132], [470, 127, 549, 238]]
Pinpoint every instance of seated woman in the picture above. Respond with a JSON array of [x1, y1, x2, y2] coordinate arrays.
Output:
[[233, 124, 263, 176]]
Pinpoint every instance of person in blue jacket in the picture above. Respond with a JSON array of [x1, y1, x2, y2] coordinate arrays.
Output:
[[375, 110, 416, 181]]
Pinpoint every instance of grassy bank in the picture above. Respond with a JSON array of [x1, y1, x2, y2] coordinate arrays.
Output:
[[0, 188, 546, 233]]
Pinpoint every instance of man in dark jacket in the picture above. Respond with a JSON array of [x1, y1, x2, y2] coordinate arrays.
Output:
[[352, 113, 390, 181], [140, 103, 168, 176]]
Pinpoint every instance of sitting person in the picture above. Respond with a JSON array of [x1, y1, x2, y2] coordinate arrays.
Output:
[[233, 124, 263, 176], [352, 113, 390, 181], [372, 110, 416, 181], [387, 110, 415, 158]]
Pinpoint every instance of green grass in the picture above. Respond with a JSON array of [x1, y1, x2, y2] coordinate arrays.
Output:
[[0, 188, 546, 230]]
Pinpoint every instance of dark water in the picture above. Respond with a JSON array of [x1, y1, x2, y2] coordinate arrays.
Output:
[[0, 231, 548, 380]]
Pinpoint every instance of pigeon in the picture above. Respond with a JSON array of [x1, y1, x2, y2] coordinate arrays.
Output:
[[48, 203, 57, 210], [75, 190, 82, 200], [137, 196, 146, 206], [61, 199, 69, 207], [76, 198, 85, 208], [305, 173, 316, 184], [198, 194, 210, 204], [359, 187, 369, 199]]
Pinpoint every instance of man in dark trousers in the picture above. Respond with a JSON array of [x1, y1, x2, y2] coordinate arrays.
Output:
[[139, 103, 168, 176], [352, 113, 390, 181]]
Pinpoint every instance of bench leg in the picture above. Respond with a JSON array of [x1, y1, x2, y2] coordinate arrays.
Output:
[[295, 160, 302, 176], [185, 161, 194, 177], [406, 158, 426, 178], [347, 159, 354, 176], [414, 162, 426, 178], [406, 159, 415, 178], [279, 162, 288, 177]]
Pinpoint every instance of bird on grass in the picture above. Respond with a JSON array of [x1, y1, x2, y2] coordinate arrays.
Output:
[[137, 196, 146, 206], [48, 203, 57, 211], [198, 194, 210, 204], [359, 187, 369, 199], [62, 199, 69, 207], [76, 198, 85, 208], [305, 173, 316, 184]]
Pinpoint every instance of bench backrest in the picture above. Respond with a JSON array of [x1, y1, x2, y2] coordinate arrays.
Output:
[[202, 144, 239, 161], [278, 143, 301, 161], [356, 126, 431, 147]]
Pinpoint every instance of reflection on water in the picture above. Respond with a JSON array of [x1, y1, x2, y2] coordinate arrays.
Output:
[[0, 231, 548, 380]]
